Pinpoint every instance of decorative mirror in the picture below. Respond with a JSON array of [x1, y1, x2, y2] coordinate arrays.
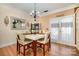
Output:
[[4, 16, 9, 26]]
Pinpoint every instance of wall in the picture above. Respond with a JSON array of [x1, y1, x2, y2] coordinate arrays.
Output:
[[76, 8, 79, 50], [38, 8, 75, 30], [0, 4, 32, 48]]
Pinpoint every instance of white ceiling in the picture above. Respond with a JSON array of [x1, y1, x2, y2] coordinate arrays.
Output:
[[4, 3, 77, 16]]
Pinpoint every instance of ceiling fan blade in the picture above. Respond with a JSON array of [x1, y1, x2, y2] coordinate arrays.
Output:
[[40, 10, 48, 14], [43, 10, 48, 12]]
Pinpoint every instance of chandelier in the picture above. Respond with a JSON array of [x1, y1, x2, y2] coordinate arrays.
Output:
[[30, 3, 40, 21]]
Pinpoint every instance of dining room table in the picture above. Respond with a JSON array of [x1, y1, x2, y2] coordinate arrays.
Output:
[[24, 34, 45, 56]]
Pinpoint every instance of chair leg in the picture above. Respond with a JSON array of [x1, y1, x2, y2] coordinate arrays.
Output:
[[48, 43, 50, 51], [49, 43, 51, 49], [17, 41, 18, 52], [48, 41, 51, 51], [23, 46, 25, 56], [18, 44, 20, 54], [49, 40, 51, 49], [43, 44, 45, 56]]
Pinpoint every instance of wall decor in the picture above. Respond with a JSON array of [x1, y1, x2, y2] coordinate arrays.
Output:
[[4, 16, 9, 26], [10, 16, 27, 30]]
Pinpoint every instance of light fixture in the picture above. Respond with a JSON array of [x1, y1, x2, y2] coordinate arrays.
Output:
[[30, 3, 40, 21]]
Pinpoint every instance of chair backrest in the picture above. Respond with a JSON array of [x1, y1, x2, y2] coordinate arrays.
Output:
[[44, 31, 50, 43], [16, 34, 20, 40], [18, 34, 25, 41], [42, 30, 46, 34]]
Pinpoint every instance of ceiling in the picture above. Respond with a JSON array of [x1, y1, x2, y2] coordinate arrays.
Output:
[[4, 3, 77, 16]]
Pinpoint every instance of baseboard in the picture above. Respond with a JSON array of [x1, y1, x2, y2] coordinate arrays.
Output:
[[0, 41, 16, 48]]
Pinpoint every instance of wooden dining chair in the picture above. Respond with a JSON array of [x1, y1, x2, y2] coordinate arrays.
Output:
[[37, 31, 51, 56], [17, 34, 33, 56]]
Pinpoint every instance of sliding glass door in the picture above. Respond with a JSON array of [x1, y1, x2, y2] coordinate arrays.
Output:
[[60, 15, 74, 44], [49, 17, 60, 42], [49, 15, 75, 45]]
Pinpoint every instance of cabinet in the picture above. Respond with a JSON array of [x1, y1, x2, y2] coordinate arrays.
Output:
[[31, 23, 39, 34]]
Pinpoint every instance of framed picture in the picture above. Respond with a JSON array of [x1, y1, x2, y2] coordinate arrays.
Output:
[[10, 16, 27, 30]]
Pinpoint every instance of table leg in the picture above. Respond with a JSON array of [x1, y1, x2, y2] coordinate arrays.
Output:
[[33, 40, 37, 56]]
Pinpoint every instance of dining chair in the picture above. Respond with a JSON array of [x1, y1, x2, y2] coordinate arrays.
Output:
[[17, 34, 33, 56], [37, 31, 51, 56], [42, 30, 46, 34]]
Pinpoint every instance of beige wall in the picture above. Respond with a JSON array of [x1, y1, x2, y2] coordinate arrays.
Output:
[[38, 9, 75, 30], [76, 8, 79, 50], [0, 4, 32, 47]]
